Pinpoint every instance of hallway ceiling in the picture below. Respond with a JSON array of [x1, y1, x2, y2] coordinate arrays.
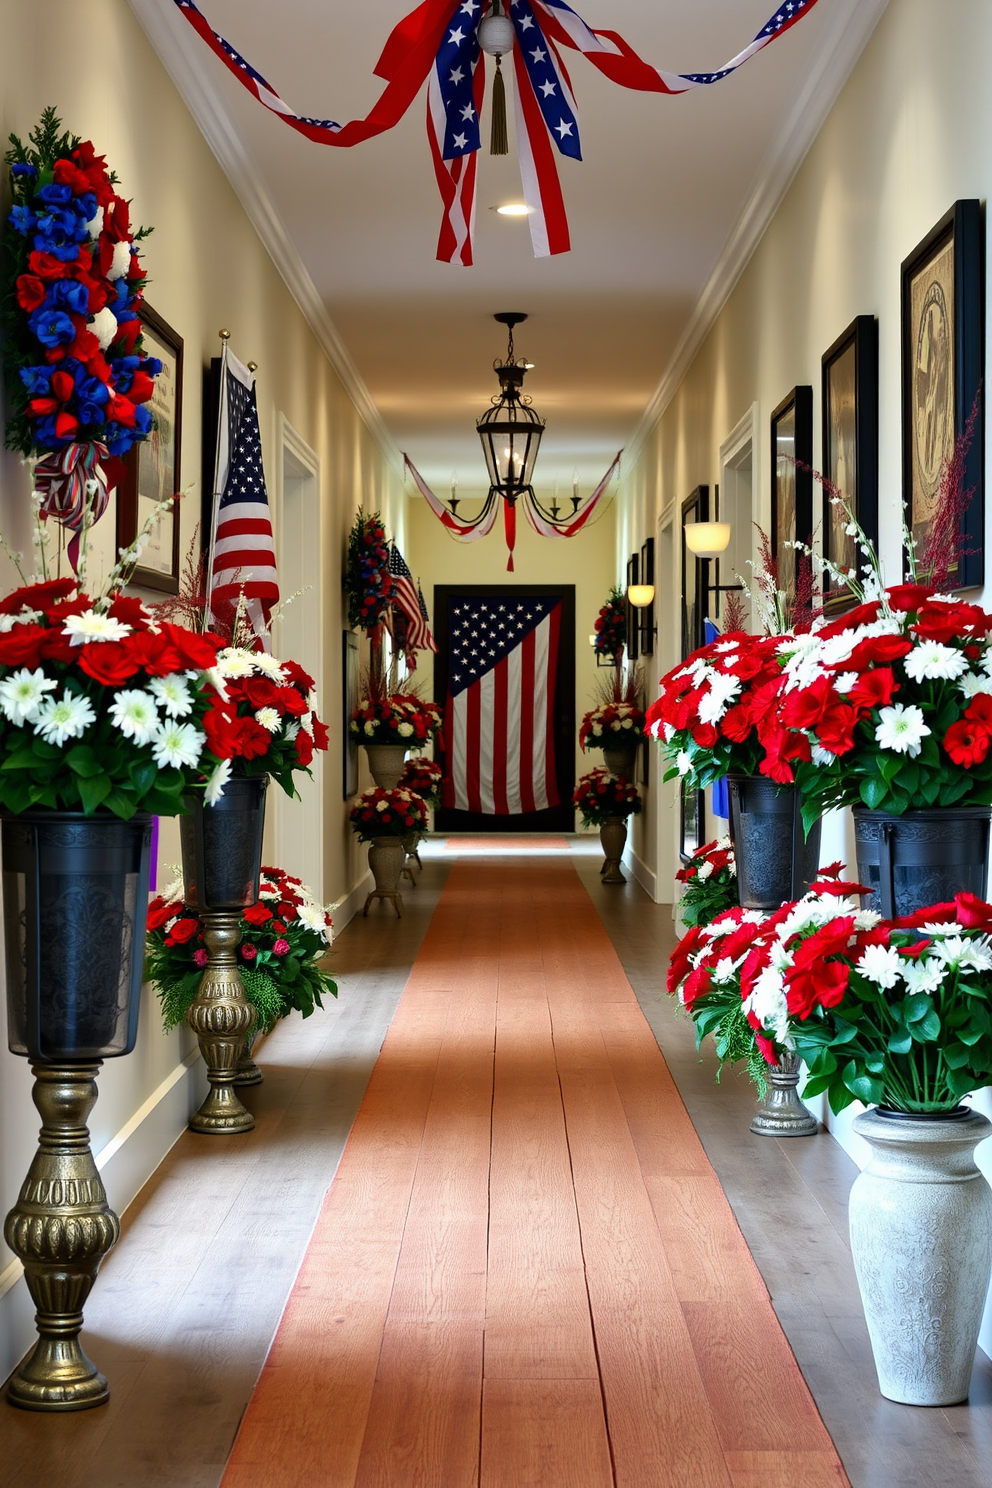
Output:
[[139, 0, 879, 499]]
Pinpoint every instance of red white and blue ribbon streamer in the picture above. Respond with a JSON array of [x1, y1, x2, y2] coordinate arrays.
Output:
[[173, 0, 821, 264]]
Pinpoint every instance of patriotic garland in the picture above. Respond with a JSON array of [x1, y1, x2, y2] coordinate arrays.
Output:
[[173, 0, 821, 265]]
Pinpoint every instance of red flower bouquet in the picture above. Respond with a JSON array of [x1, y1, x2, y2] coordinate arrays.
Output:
[[592, 587, 627, 663], [399, 755, 443, 807], [346, 509, 393, 634], [646, 630, 793, 789], [203, 645, 329, 796], [348, 786, 429, 842], [579, 700, 645, 751], [0, 576, 228, 816], [147, 863, 337, 1033], [572, 768, 641, 826], [676, 836, 737, 927], [349, 692, 441, 748]]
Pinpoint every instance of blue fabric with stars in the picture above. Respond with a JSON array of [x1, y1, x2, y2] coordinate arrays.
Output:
[[220, 377, 269, 509], [449, 595, 560, 696], [512, 0, 581, 160], [436, 2, 482, 159]]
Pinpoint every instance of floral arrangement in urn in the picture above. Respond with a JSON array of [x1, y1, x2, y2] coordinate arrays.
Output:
[[0, 575, 229, 816], [3, 109, 159, 464], [345, 508, 393, 634], [349, 692, 441, 747], [348, 785, 429, 842], [147, 864, 337, 1035], [579, 700, 645, 751], [592, 586, 627, 664], [572, 769, 641, 826], [676, 837, 737, 927], [204, 645, 329, 798], [399, 755, 443, 807]]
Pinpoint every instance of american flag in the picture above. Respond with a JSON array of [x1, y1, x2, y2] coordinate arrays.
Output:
[[208, 345, 279, 639], [389, 544, 437, 656], [442, 594, 561, 815]]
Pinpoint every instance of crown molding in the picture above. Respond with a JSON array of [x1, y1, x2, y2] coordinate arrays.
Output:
[[126, 0, 403, 477], [621, 0, 891, 481]]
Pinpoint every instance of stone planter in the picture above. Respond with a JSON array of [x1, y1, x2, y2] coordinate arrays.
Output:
[[850, 1106, 992, 1406], [363, 836, 406, 918], [853, 806, 992, 919], [727, 773, 821, 910], [602, 739, 639, 779], [749, 1050, 818, 1137], [364, 744, 408, 790], [600, 817, 628, 884]]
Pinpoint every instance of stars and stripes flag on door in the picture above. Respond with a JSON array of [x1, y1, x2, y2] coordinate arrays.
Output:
[[443, 594, 561, 814], [207, 343, 279, 639], [389, 543, 437, 657]]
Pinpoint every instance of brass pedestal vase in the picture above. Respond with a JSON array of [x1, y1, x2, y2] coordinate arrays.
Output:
[[2, 809, 153, 1410], [5, 1065, 119, 1410], [750, 1051, 818, 1137], [600, 817, 628, 884], [233, 1031, 264, 1086], [180, 776, 267, 1136]]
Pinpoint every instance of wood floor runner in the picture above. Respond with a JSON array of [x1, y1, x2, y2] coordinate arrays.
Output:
[[222, 853, 849, 1488]]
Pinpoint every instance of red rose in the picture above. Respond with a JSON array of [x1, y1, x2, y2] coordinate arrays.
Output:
[[847, 667, 898, 714], [0, 579, 76, 617], [965, 694, 992, 728], [692, 723, 718, 749], [886, 584, 933, 613], [50, 369, 76, 402], [951, 892, 992, 931], [240, 943, 258, 962], [276, 685, 307, 717], [914, 601, 992, 643], [277, 902, 297, 921], [244, 676, 281, 710], [244, 903, 273, 926], [125, 629, 183, 677], [943, 719, 991, 768], [168, 917, 200, 945], [78, 640, 141, 686], [16, 274, 47, 312], [147, 898, 183, 932], [281, 659, 315, 693], [232, 717, 272, 760], [27, 250, 70, 279], [845, 635, 913, 670], [0, 624, 48, 669], [107, 594, 149, 628], [785, 960, 849, 1020], [814, 701, 858, 756], [295, 729, 315, 766], [128, 370, 155, 405], [157, 623, 220, 671]]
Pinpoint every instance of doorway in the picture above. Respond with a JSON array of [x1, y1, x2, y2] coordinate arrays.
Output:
[[717, 403, 757, 628]]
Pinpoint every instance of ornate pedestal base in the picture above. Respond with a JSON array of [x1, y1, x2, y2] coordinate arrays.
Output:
[[750, 1052, 818, 1137], [233, 1039, 264, 1087], [363, 836, 405, 919], [600, 818, 628, 884], [4, 1064, 119, 1411], [187, 912, 256, 1134]]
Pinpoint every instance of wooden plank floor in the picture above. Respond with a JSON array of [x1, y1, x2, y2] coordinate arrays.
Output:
[[221, 850, 848, 1488]]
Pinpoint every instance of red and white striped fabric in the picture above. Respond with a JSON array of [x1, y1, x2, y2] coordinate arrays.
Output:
[[208, 343, 279, 640], [521, 450, 622, 537], [443, 594, 561, 815], [404, 453, 500, 541]]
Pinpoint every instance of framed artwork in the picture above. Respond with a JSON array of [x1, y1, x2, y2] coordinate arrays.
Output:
[[680, 780, 703, 864], [770, 387, 813, 601], [638, 536, 655, 656], [901, 200, 984, 589], [821, 316, 878, 610], [343, 631, 360, 799], [116, 303, 183, 592], [625, 552, 640, 662], [681, 485, 709, 660]]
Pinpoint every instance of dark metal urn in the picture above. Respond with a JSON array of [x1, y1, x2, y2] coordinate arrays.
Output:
[[853, 806, 992, 919], [179, 775, 267, 1136], [1, 809, 153, 1412], [726, 774, 822, 911]]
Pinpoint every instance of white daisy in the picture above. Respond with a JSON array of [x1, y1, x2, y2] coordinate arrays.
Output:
[[33, 692, 96, 746], [900, 957, 947, 995], [698, 672, 741, 725], [874, 703, 931, 757], [297, 900, 328, 936], [109, 689, 159, 746], [250, 652, 287, 682], [697, 860, 714, 880], [216, 647, 257, 679], [283, 720, 301, 743], [0, 667, 57, 723], [62, 609, 131, 646], [676, 749, 692, 776], [958, 673, 992, 699], [204, 757, 232, 806], [856, 944, 905, 989], [903, 641, 968, 683], [254, 707, 281, 734], [149, 674, 194, 718], [150, 720, 206, 770], [932, 935, 992, 974], [833, 672, 859, 695], [0, 606, 42, 633]]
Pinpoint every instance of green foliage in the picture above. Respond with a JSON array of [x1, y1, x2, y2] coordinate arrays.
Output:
[[686, 987, 768, 1098]]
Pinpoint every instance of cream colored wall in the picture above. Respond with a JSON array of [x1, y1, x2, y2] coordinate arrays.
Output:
[[621, 0, 992, 902], [404, 495, 616, 819], [0, 0, 403, 1379]]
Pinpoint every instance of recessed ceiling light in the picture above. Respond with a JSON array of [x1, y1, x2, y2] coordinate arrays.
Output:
[[494, 202, 532, 216]]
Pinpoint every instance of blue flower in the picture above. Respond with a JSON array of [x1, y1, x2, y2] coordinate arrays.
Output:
[[76, 400, 107, 427], [19, 365, 53, 395], [142, 357, 163, 377], [111, 355, 140, 374], [78, 375, 110, 406], [50, 279, 90, 315], [27, 307, 76, 349], [74, 191, 97, 222], [133, 405, 153, 436], [32, 234, 83, 262], [9, 205, 35, 235], [104, 425, 134, 457], [34, 415, 72, 448], [11, 162, 37, 180], [38, 183, 73, 206]]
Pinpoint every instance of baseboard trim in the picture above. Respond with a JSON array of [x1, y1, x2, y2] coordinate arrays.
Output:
[[625, 845, 658, 902], [330, 868, 374, 934]]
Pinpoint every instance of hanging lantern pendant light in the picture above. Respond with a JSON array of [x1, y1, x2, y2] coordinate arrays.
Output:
[[476, 312, 545, 508], [479, 1, 513, 156]]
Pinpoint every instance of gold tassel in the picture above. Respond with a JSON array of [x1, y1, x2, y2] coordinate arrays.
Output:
[[490, 56, 508, 155]]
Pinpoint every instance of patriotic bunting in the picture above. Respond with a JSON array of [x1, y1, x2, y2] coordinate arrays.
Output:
[[172, 0, 821, 264]]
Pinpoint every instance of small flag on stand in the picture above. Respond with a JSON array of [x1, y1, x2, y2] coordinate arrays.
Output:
[[389, 543, 437, 659], [208, 343, 279, 640]]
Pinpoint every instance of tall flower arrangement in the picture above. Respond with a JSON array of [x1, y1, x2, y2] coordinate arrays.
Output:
[[203, 646, 329, 797], [676, 837, 738, 927], [573, 769, 641, 826], [579, 700, 645, 751], [399, 756, 443, 807], [346, 508, 393, 635], [348, 785, 428, 841], [349, 692, 441, 748], [592, 586, 626, 663]]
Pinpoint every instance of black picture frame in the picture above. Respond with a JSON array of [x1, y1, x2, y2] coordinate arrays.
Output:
[[821, 316, 878, 611], [625, 552, 639, 663], [342, 631, 360, 799], [638, 537, 655, 656], [770, 387, 813, 601], [901, 199, 984, 589], [681, 486, 709, 660], [117, 303, 183, 593]]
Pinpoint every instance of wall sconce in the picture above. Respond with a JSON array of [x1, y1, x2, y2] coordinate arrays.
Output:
[[684, 521, 731, 558], [627, 584, 655, 608]]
